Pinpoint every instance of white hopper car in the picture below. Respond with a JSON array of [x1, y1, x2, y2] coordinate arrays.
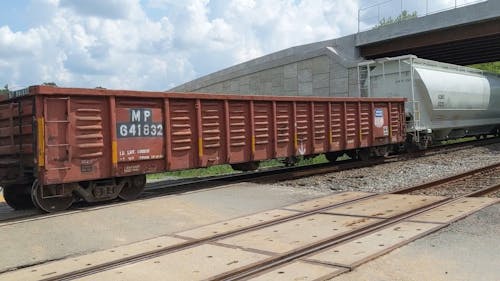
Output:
[[358, 55, 500, 147]]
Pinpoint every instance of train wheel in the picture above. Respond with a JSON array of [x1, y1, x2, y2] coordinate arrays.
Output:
[[325, 152, 342, 163], [119, 175, 146, 201], [31, 180, 73, 212], [3, 184, 34, 210]]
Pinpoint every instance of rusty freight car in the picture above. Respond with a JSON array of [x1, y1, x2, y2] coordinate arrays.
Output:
[[0, 86, 405, 212]]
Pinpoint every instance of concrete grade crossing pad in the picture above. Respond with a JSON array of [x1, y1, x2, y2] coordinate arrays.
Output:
[[216, 214, 382, 254], [176, 191, 370, 240], [0, 188, 497, 281], [75, 244, 270, 281], [0, 236, 187, 281], [301, 198, 499, 278], [305, 221, 442, 268], [0, 182, 326, 272], [282, 191, 372, 212], [324, 194, 446, 218], [247, 260, 346, 281], [176, 209, 300, 240], [408, 197, 499, 224], [331, 203, 500, 281]]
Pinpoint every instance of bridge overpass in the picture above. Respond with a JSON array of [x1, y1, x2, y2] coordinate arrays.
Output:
[[358, 1, 500, 65], [171, 0, 500, 97]]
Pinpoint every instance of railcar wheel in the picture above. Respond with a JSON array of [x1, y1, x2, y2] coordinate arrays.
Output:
[[3, 184, 34, 210], [31, 180, 73, 213], [325, 152, 343, 163], [119, 175, 146, 201]]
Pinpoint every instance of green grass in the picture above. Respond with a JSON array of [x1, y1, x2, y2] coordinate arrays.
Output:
[[439, 136, 476, 145], [147, 164, 235, 180], [147, 154, 330, 180], [296, 154, 329, 166], [468, 61, 500, 75]]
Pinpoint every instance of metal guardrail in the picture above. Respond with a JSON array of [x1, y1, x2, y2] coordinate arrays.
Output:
[[357, 0, 488, 32]]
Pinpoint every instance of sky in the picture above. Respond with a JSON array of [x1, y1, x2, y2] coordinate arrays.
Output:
[[0, 0, 480, 91]]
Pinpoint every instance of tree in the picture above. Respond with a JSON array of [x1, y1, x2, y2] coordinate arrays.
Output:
[[375, 10, 418, 28], [468, 62, 500, 75], [0, 84, 9, 96]]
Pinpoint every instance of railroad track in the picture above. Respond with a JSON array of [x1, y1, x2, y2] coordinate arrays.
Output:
[[4, 159, 499, 281], [220, 189, 500, 280], [247, 135, 500, 183], [394, 162, 500, 197], [0, 136, 498, 225]]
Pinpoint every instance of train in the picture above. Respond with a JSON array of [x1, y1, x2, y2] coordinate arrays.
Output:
[[1, 56, 499, 212], [0, 86, 406, 212], [358, 55, 500, 148]]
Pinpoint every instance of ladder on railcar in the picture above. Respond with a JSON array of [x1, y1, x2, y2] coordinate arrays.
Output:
[[44, 97, 72, 172]]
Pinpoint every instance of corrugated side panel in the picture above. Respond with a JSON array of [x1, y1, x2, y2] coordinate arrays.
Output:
[[169, 99, 196, 170], [75, 108, 104, 159], [330, 102, 344, 151], [360, 103, 371, 147], [253, 102, 273, 161], [275, 102, 293, 158], [228, 101, 251, 163], [0, 97, 34, 182], [296, 102, 311, 156], [200, 100, 225, 166], [73, 98, 108, 178], [345, 103, 359, 149], [43, 97, 112, 185], [313, 102, 328, 154]]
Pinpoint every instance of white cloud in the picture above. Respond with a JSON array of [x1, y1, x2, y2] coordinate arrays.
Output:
[[0, 0, 188, 90], [59, 0, 139, 19], [221, 0, 358, 62], [1, 0, 360, 90]]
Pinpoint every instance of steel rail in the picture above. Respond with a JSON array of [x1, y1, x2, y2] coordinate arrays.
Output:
[[0, 159, 361, 226], [218, 182, 500, 280], [252, 136, 500, 184], [0, 136, 498, 226], [466, 183, 500, 197], [43, 193, 379, 281], [392, 162, 500, 194], [36, 160, 500, 280]]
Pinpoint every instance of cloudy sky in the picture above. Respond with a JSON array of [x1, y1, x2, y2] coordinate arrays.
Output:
[[0, 0, 474, 91]]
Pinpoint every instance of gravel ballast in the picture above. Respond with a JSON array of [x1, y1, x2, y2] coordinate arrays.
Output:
[[273, 143, 500, 195]]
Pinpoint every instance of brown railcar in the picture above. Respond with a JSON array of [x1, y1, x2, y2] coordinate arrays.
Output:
[[0, 86, 405, 211]]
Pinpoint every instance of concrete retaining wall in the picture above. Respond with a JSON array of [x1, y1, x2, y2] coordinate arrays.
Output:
[[171, 36, 361, 97]]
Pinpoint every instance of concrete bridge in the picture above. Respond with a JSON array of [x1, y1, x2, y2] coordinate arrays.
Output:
[[171, 0, 500, 97]]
